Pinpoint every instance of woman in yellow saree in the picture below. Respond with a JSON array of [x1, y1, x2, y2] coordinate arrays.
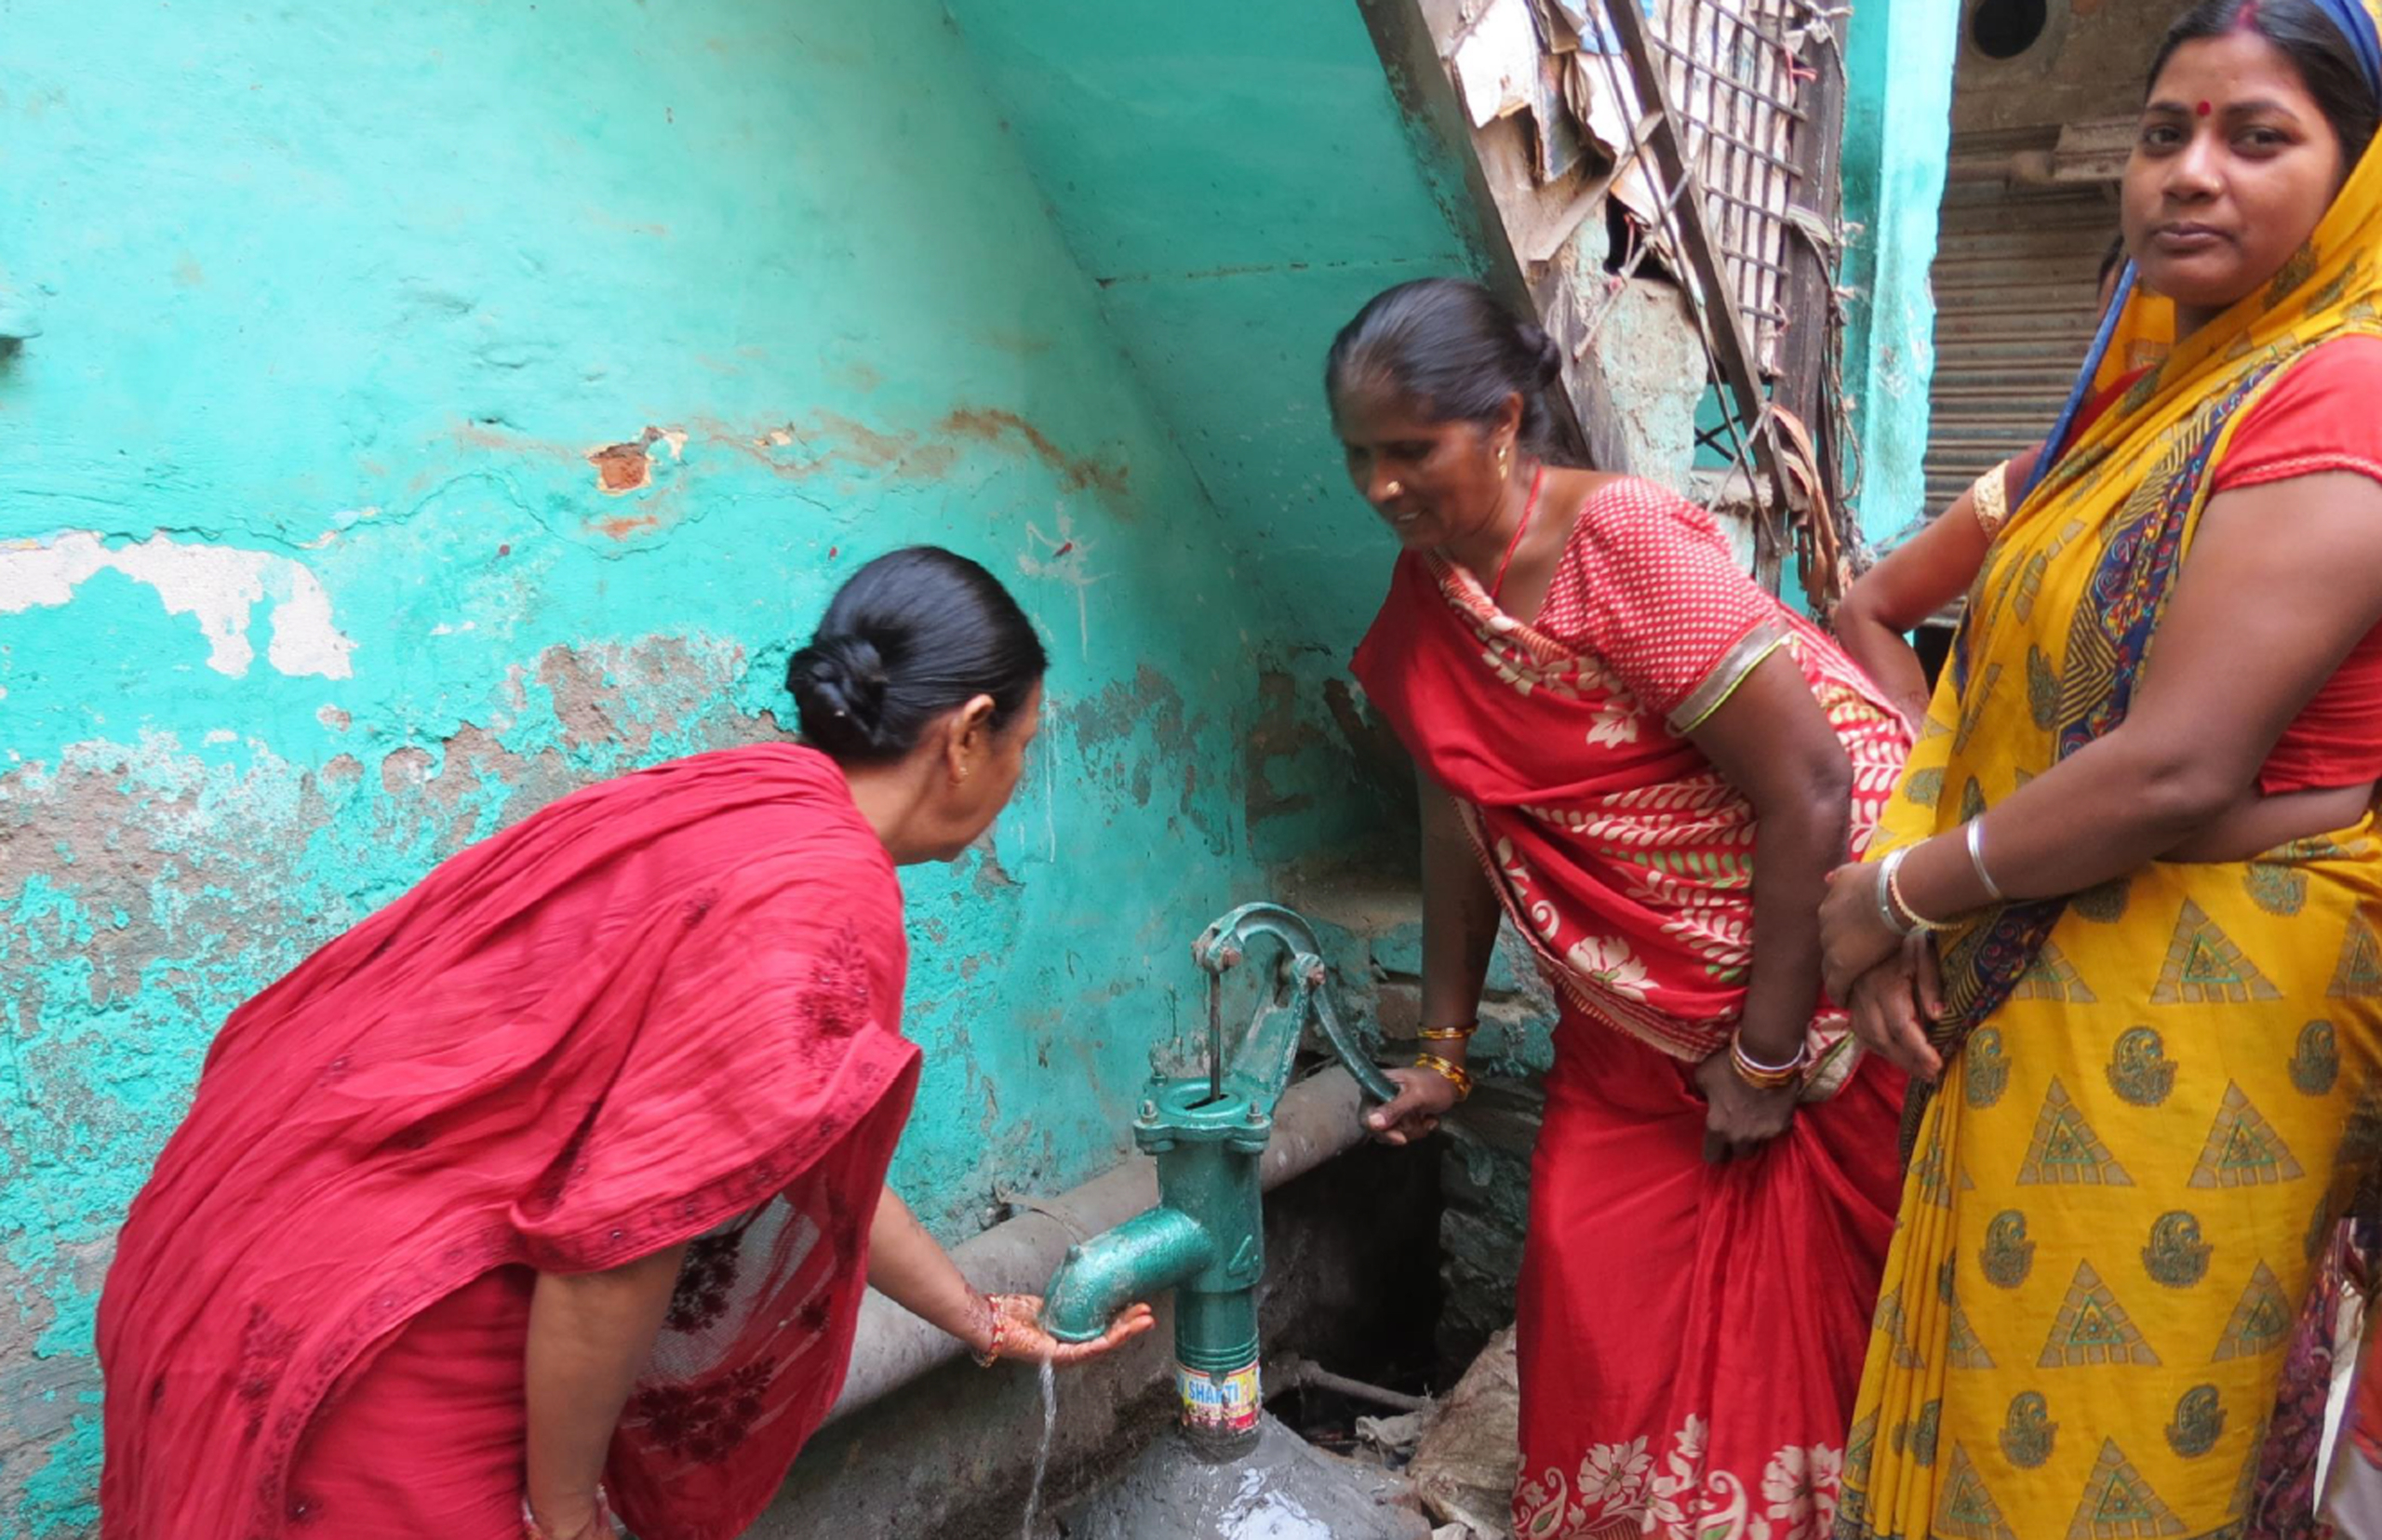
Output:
[[1818, 2, 2382, 1536]]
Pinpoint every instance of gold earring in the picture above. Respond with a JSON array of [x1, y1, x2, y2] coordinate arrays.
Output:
[[1498, 443, 1512, 477]]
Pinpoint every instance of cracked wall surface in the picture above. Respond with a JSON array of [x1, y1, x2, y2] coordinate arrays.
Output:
[[0, 1, 1458, 1529]]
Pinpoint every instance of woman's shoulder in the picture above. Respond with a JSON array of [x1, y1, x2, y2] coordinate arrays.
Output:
[[552, 741, 887, 877], [1541, 474, 1769, 649], [2267, 331, 2382, 394], [2218, 332, 2382, 491], [1566, 474, 1733, 556], [2251, 332, 2382, 420]]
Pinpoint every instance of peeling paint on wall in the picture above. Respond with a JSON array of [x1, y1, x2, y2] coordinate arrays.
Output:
[[0, 4, 1279, 1531], [584, 424, 686, 497], [0, 0, 1458, 1530], [0, 532, 356, 680]]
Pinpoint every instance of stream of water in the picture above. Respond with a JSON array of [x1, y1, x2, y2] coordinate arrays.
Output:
[[1021, 1358, 1058, 1540]]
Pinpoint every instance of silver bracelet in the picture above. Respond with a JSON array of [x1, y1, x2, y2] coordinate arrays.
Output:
[[1965, 818, 2006, 904], [1875, 848, 1917, 938]]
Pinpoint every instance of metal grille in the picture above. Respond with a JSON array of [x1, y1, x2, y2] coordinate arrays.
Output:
[[1645, 0, 1807, 374], [1442, 0, 1854, 599], [1577, 0, 1853, 596]]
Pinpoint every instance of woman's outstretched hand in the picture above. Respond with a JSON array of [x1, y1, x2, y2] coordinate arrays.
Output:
[[869, 1188, 1153, 1372], [972, 1292, 1157, 1367]]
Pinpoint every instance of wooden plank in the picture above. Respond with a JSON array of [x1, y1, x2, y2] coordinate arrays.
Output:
[[1781, 8, 1848, 502], [1774, 5, 1848, 568]]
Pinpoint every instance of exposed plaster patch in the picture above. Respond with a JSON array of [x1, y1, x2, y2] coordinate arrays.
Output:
[[968, 832, 1019, 895], [529, 636, 774, 761], [1243, 670, 1328, 830], [0, 532, 356, 679], [1060, 663, 1220, 849], [594, 512, 663, 540], [584, 424, 687, 497], [380, 746, 433, 794], [1, 739, 336, 1029]]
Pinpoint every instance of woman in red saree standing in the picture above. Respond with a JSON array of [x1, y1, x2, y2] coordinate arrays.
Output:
[[95, 547, 1149, 1540], [1333, 279, 1908, 1539]]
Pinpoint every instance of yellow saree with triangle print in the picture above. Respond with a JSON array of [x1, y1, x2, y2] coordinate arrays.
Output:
[[1836, 7, 2382, 1537]]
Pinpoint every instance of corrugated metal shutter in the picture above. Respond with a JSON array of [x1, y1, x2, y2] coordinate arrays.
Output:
[[1923, 179, 2117, 511]]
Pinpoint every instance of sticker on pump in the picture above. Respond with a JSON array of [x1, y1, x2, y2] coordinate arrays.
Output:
[[1177, 1360, 1262, 1433]]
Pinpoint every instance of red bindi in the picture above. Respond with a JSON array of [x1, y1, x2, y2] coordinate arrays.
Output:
[[2196, 100, 2214, 116]]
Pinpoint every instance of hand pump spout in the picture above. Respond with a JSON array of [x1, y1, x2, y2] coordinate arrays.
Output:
[[1036, 904, 1396, 1459]]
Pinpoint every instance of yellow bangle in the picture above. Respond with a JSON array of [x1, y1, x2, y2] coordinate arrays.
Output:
[[1416, 1022, 1478, 1042], [1413, 1051, 1474, 1102]]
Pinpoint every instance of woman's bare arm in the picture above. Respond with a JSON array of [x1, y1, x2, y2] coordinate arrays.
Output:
[[1824, 471, 2382, 1001], [1679, 649, 1856, 1158], [868, 1185, 1154, 1360], [525, 1244, 689, 1537], [1367, 766, 1501, 1145], [1688, 650, 1855, 1065], [1834, 450, 2038, 724]]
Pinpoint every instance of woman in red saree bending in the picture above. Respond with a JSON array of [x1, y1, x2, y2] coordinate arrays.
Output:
[[96, 547, 1150, 1540], [1332, 280, 1908, 1539]]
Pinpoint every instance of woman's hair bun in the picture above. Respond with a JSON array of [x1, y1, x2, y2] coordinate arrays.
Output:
[[787, 634, 891, 757], [784, 547, 1048, 766], [1522, 322, 1563, 390], [1323, 278, 1567, 453]]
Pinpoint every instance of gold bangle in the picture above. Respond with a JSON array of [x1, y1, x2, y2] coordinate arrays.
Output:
[[1971, 460, 2011, 536], [1416, 1022, 1478, 1042], [1412, 1051, 1474, 1102], [1729, 1033, 1806, 1091]]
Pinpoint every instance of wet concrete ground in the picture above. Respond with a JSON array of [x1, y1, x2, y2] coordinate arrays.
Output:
[[1055, 1413, 1431, 1540]]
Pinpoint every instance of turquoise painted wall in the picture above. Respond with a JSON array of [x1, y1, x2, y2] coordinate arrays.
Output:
[[1839, 0, 1960, 540], [947, 0, 1491, 865], [0, 3, 1470, 1531]]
